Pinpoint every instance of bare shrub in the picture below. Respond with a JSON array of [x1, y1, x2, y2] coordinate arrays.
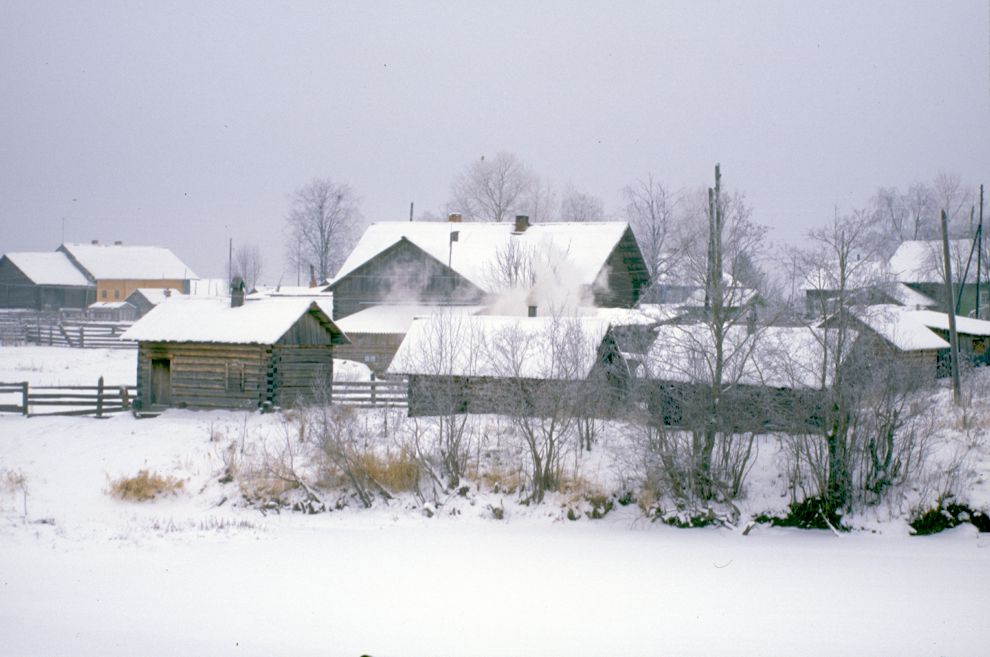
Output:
[[109, 470, 184, 502]]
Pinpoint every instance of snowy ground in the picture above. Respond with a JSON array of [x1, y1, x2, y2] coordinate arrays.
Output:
[[1, 346, 989, 656]]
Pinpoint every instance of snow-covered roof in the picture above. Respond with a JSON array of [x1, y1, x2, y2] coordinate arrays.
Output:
[[388, 315, 612, 380], [248, 285, 333, 299], [60, 243, 197, 281], [331, 221, 632, 292], [888, 283, 938, 308], [643, 324, 842, 389], [126, 288, 182, 305], [335, 304, 485, 335], [591, 304, 685, 326], [122, 297, 345, 345], [798, 259, 889, 292], [888, 240, 971, 284], [851, 305, 949, 351], [88, 301, 134, 310], [3, 252, 90, 286], [907, 309, 990, 337]]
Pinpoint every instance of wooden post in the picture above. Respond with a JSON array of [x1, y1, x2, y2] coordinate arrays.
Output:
[[96, 376, 105, 418], [940, 210, 962, 404], [120, 386, 130, 410], [79, 326, 85, 348], [370, 373, 377, 406], [21, 382, 28, 416]]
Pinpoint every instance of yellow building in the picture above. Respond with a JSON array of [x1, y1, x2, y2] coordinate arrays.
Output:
[[58, 242, 197, 301]]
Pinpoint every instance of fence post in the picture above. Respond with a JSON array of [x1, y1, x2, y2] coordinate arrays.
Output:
[[120, 386, 130, 410], [22, 382, 28, 416], [79, 326, 85, 349], [370, 373, 377, 406], [96, 376, 104, 418]]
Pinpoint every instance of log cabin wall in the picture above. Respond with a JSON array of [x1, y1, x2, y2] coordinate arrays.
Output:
[[136, 342, 271, 410], [330, 240, 484, 320], [269, 344, 334, 406]]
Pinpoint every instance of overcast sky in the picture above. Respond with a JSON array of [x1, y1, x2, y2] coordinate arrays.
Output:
[[1, 1, 988, 281]]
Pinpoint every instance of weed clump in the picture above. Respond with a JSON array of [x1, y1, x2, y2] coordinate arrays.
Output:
[[109, 470, 184, 502]]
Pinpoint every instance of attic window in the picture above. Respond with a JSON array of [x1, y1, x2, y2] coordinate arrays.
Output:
[[114, 289, 120, 299], [225, 361, 245, 393], [101, 290, 108, 299]]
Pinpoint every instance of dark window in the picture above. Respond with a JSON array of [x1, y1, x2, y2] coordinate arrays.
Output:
[[114, 289, 120, 299], [101, 290, 107, 299]]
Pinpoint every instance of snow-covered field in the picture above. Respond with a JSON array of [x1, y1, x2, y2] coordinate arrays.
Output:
[[1, 346, 989, 656]]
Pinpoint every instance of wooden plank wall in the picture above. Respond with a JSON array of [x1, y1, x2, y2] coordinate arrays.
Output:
[[137, 342, 270, 410]]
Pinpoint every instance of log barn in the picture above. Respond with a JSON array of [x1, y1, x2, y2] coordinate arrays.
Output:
[[387, 314, 630, 417], [122, 293, 348, 411], [327, 215, 650, 321]]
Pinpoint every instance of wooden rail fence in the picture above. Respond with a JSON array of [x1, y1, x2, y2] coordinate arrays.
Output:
[[24, 319, 135, 349], [332, 378, 407, 408], [0, 377, 135, 417]]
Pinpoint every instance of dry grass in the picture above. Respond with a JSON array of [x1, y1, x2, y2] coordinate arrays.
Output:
[[108, 470, 184, 502], [358, 449, 420, 493]]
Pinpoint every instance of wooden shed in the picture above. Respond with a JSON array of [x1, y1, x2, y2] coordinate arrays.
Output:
[[387, 314, 629, 417], [0, 252, 95, 310], [122, 295, 348, 411]]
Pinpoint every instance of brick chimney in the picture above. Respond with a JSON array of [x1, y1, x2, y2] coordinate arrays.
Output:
[[231, 276, 245, 308], [514, 215, 530, 233], [448, 212, 463, 223]]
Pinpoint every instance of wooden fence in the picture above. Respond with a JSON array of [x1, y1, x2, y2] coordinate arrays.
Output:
[[24, 319, 135, 349], [0, 378, 404, 417], [332, 378, 407, 408], [0, 377, 135, 417]]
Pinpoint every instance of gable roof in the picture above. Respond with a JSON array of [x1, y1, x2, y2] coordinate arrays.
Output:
[[643, 324, 843, 390], [122, 297, 346, 345], [388, 314, 612, 380], [125, 288, 182, 306], [59, 242, 197, 281], [906, 309, 990, 337], [2, 252, 91, 286], [331, 221, 632, 292], [850, 305, 950, 351], [888, 239, 971, 284]]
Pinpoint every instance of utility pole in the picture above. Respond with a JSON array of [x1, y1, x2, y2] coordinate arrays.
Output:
[[940, 209, 962, 404], [228, 238, 233, 289], [978, 184, 984, 319], [409, 202, 414, 222]]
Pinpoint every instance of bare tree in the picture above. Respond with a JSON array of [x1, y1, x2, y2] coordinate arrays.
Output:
[[523, 176, 558, 224], [449, 152, 536, 222], [623, 175, 676, 286], [641, 167, 768, 506], [559, 187, 605, 222], [787, 211, 930, 513], [286, 178, 362, 282], [231, 244, 264, 290], [485, 316, 602, 503]]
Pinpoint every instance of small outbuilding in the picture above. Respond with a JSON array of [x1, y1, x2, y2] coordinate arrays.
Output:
[[122, 292, 348, 411], [388, 314, 629, 417]]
